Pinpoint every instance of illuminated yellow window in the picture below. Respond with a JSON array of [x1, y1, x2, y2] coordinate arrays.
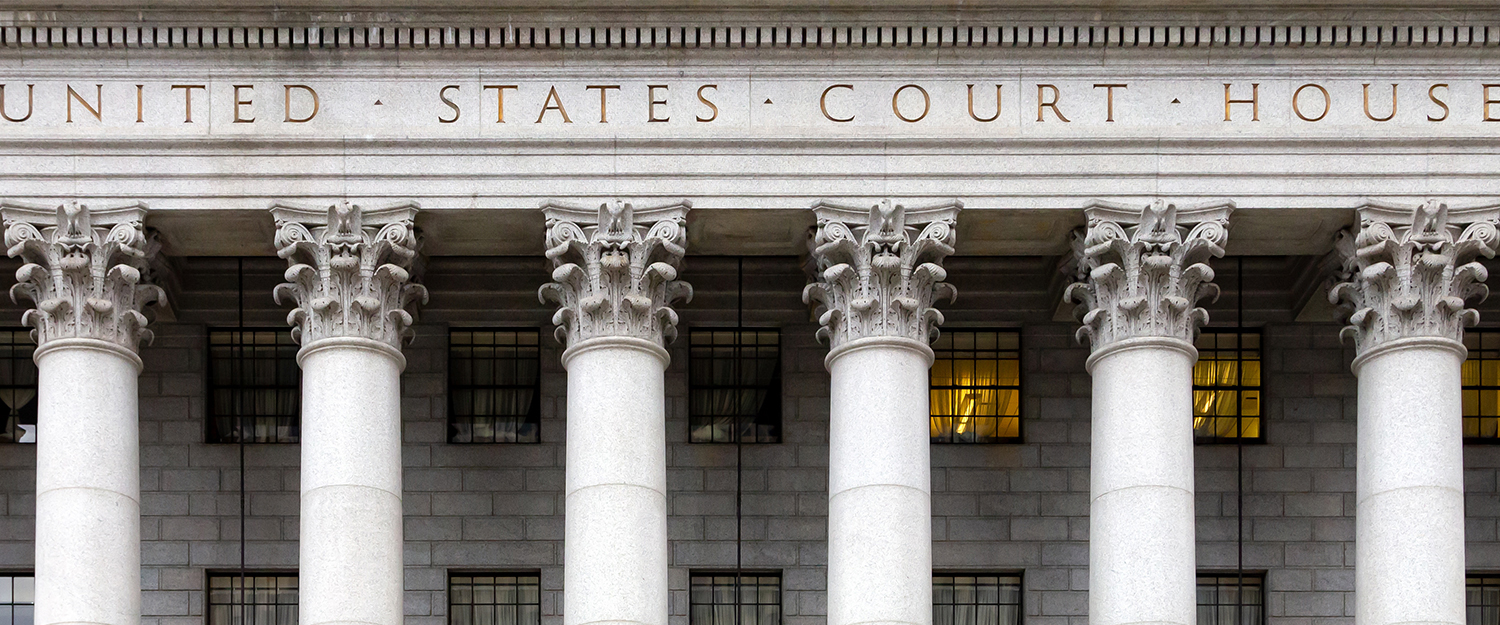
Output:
[[1463, 330, 1500, 442], [1193, 330, 1262, 443], [930, 330, 1021, 444]]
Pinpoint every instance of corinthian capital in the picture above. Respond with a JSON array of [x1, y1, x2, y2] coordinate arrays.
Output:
[[1064, 199, 1234, 351], [270, 201, 427, 351], [538, 200, 692, 350], [1329, 199, 1500, 355], [1, 200, 165, 353], [802, 199, 962, 350]]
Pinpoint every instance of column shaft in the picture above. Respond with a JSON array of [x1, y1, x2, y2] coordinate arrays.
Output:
[[1354, 341, 1466, 625], [299, 340, 406, 625], [563, 340, 669, 625], [33, 342, 142, 625], [1088, 340, 1196, 625], [827, 340, 932, 625]]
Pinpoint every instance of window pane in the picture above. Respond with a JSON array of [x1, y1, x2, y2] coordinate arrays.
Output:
[[930, 331, 1022, 444], [0, 330, 38, 444], [1195, 574, 1263, 625], [689, 574, 781, 625], [1464, 331, 1500, 443], [449, 330, 543, 444], [1193, 330, 1263, 444], [206, 574, 297, 625], [207, 330, 300, 444], [448, 574, 541, 625], [931, 575, 1021, 625], [689, 329, 782, 444]]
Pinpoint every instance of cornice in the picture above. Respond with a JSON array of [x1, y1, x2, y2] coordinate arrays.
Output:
[[6, 22, 1500, 50]]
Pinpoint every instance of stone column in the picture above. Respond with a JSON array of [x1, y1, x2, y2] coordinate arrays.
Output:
[[1329, 200, 1498, 625], [1, 201, 164, 625], [1064, 199, 1233, 625], [271, 201, 426, 625], [803, 199, 961, 625], [539, 200, 691, 625]]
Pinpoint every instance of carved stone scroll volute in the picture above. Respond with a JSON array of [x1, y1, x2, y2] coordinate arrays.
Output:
[[538, 199, 693, 350], [1064, 198, 1234, 351], [802, 199, 963, 350], [271, 201, 428, 350], [1330, 199, 1500, 355], [1, 200, 165, 353]]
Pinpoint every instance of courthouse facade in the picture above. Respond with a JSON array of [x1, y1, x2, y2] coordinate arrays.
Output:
[[7, 2, 1500, 625]]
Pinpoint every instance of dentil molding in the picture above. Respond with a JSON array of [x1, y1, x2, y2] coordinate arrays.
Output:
[[1064, 198, 1234, 351], [271, 200, 428, 351], [1330, 199, 1500, 355], [538, 199, 693, 350], [0, 200, 165, 353], [803, 198, 962, 350]]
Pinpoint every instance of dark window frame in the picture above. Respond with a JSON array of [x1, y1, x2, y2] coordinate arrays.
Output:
[[1193, 328, 1266, 446], [931, 571, 1024, 625], [1464, 329, 1500, 445], [1196, 572, 1265, 625], [204, 570, 299, 625], [447, 328, 543, 445], [687, 571, 783, 625], [929, 328, 1024, 445], [0, 329, 37, 445], [205, 328, 301, 445], [446, 570, 543, 625], [687, 327, 783, 445], [0, 571, 34, 625]]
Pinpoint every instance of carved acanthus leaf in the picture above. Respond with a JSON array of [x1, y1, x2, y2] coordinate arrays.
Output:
[[271, 201, 428, 349], [538, 199, 692, 349], [1329, 199, 1500, 354], [1064, 198, 1234, 350], [1, 200, 165, 352], [802, 199, 962, 349]]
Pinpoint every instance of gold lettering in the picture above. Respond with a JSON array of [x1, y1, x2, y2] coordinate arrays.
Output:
[[66, 84, 102, 123], [135, 85, 144, 123], [535, 86, 573, 124], [892, 84, 930, 123], [647, 85, 670, 123], [1035, 84, 1070, 122], [1292, 84, 1330, 122], [0, 84, 35, 123], [438, 85, 461, 123], [1223, 83, 1259, 122], [1362, 83, 1397, 122], [283, 85, 319, 123], [483, 85, 518, 123], [820, 84, 855, 122], [233, 85, 255, 123], [1428, 84, 1450, 122], [1485, 85, 1500, 121], [696, 84, 719, 123], [1094, 83, 1128, 122], [966, 84, 1002, 123], [587, 85, 620, 123], [171, 84, 206, 123]]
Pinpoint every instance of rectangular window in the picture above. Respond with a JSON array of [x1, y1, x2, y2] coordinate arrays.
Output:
[[448, 329, 542, 444], [688, 573, 781, 625], [930, 330, 1021, 444], [1193, 330, 1263, 444], [1464, 331, 1500, 442], [689, 329, 782, 444], [1196, 574, 1263, 625], [207, 330, 300, 444], [0, 574, 34, 625], [207, 573, 298, 625], [1471, 575, 1500, 624], [931, 574, 1022, 625], [448, 573, 541, 625], [0, 331, 37, 444]]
